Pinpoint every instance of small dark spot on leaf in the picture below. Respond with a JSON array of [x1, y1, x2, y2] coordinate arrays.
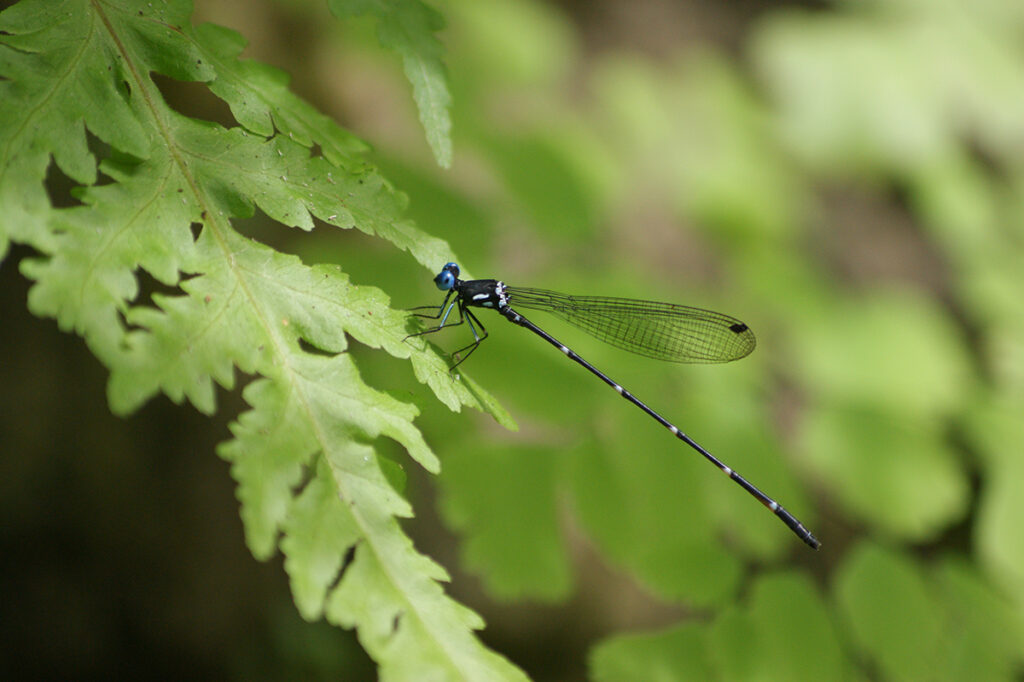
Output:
[[340, 544, 357, 574], [391, 612, 403, 635]]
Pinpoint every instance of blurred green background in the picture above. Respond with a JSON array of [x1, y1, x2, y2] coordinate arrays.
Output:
[[4, 0, 1024, 679]]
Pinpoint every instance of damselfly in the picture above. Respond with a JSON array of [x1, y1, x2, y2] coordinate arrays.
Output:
[[410, 262, 819, 549]]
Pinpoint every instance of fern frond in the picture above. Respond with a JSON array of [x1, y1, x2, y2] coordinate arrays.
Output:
[[328, 0, 453, 168], [1, 0, 520, 678]]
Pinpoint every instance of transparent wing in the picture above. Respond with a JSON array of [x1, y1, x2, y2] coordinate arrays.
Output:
[[505, 287, 756, 363]]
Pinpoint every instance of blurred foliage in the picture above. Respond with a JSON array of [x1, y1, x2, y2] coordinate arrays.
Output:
[[326, 0, 1024, 678], [4, 0, 1024, 680]]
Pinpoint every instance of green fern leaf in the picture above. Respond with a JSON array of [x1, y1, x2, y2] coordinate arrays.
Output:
[[195, 21, 370, 162], [1, 0, 520, 678], [328, 0, 454, 168]]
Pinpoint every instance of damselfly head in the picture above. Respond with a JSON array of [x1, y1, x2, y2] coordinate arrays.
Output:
[[434, 262, 460, 290]]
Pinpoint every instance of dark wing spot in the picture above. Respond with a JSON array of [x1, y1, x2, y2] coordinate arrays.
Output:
[[729, 323, 749, 334]]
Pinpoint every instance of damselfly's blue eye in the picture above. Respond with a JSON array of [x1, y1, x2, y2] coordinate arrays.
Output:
[[434, 271, 454, 290], [434, 262, 459, 290]]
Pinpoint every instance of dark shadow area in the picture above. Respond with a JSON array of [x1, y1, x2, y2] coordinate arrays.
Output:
[[44, 159, 87, 210], [0, 245, 375, 681], [151, 72, 241, 131], [133, 267, 188, 308]]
